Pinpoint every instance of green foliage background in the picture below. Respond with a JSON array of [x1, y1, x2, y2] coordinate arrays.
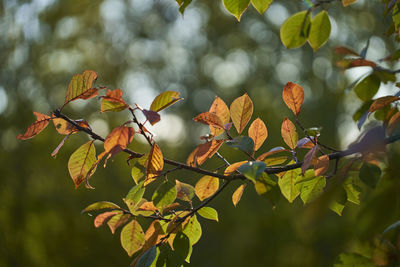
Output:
[[1, 0, 400, 266]]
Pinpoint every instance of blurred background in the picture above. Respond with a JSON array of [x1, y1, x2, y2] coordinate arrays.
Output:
[[2, 0, 400, 266]]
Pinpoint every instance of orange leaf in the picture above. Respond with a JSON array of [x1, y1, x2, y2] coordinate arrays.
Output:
[[301, 145, 318, 174], [100, 89, 129, 112], [248, 118, 268, 151], [369, 96, 400, 113], [283, 82, 305, 116], [186, 147, 199, 167], [230, 93, 253, 134], [104, 126, 134, 157], [257, 147, 287, 160], [52, 116, 90, 135], [281, 118, 298, 150], [17, 112, 51, 140], [195, 175, 219, 201], [388, 111, 400, 135], [143, 220, 164, 251], [334, 46, 359, 56], [193, 112, 224, 128], [224, 161, 248, 176], [64, 70, 98, 107], [195, 139, 225, 166], [145, 144, 164, 185], [137, 201, 158, 212], [94, 211, 121, 228], [232, 184, 246, 207], [314, 155, 330, 176], [209, 97, 230, 137], [342, 0, 357, 7], [336, 58, 376, 70]]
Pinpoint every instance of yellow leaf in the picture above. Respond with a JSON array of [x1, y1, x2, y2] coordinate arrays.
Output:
[[282, 82, 304, 116], [64, 70, 98, 107], [186, 147, 199, 167], [248, 118, 268, 151], [195, 176, 219, 201], [120, 219, 145, 257], [100, 89, 129, 112], [230, 93, 253, 134], [68, 141, 97, 188], [150, 91, 183, 112], [145, 144, 164, 185], [224, 161, 248, 176], [232, 184, 246, 207], [281, 118, 298, 150], [94, 211, 120, 228], [209, 97, 230, 137]]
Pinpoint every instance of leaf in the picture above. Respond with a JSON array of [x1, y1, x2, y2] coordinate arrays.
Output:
[[150, 91, 183, 112], [52, 117, 90, 135], [254, 173, 276, 196], [335, 253, 376, 267], [301, 145, 318, 174], [137, 201, 158, 212], [342, 0, 357, 7], [64, 70, 98, 107], [343, 177, 361, 204], [337, 58, 377, 70], [251, 0, 273, 14], [145, 144, 164, 185], [209, 97, 230, 137], [173, 232, 191, 261], [278, 168, 301, 203], [224, 160, 248, 175], [297, 137, 315, 149], [81, 201, 121, 213], [238, 161, 267, 183], [314, 155, 330, 176], [334, 46, 360, 56], [195, 139, 225, 166], [120, 219, 145, 257], [280, 11, 311, 49], [308, 11, 331, 51], [68, 141, 97, 188], [248, 118, 268, 151], [104, 126, 135, 157], [354, 74, 381, 101], [125, 182, 146, 213], [193, 112, 224, 128], [281, 118, 298, 150], [108, 213, 131, 234], [359, 162, 381, 188], [131, 167, 144, 184], [388, 111, 400, 135], [175, 0, 192, 15], [223, 0, 251, 21], [230, 93, 253, 134], [257, 146, 287, 160], [195, 175, 219, 201], [186, 147, 199, 167], [197, 207, 219, 222], [232, 184, 246, 207], [152, 181, 177, 209], [175, 180, 195, 202], [141, 109, 161, 125], [330, 201, 345, 216], [182, 215, 202, 245], [369, 96, 400, 112], [282, 82, 305, 116], [143, 220, 164, 251], [17, 112, 51, 140], [264, 156, 288, 166], [298, 174, 326, 204], [100, 89, 129, 112], [137, 246, 157, 267], [226, 136, 254, 156], [94, 211, 121, 228]]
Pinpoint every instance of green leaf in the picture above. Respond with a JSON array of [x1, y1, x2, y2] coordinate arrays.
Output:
[[182, 215, 202, 245], [308, 11, 331, 51], [173, 232, 191, 261], [120, 219, 145, 257], [125, 181, 145, 213], [359, 162, 381, 188], [334, 253, 376, 267], [280, 11, 311, 49], [343, 176, 361, 205], [68, 141, 97, 188], [298, 173, 326, 204], [107, 213, 131, 234], [175, 0, 192, 14], [254, 173, 276, 196], [237, 161, 266, 183], [278, 168, 301, 203], [251, 0, 273, 14], [131, 167, 144, 184], [64, 70, 98, 107], [175, 180, 195, 202], [150, 91, 183, 112], [152, 181, 177, 209], [354, 74, 381, 101], [223, 0, 251, 21], [81, 201, 121, 214], [197, 207, 219, 222], [226, 136, 255, 156], [137, 246, 157, 267], [329, 201, 345, 216]]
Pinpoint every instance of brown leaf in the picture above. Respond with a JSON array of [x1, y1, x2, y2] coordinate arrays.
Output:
[[224, 161, 248, 176], [334, 46, 360, 56], [248, 118, 268, 152], [257, 147, 287, 160], [143, 220, 164, 251], [193, 112, 224, 128], [94, 211, 121, 228], [209, 97, 230, 136], [186, 147, 199, 167], [161, 203, 180, 214], [336, 58, 376, 70], [175, 180, 195, 202], [314, 155, 330, 176], [141, 109, 161, 125], [195, 175, 219, 201], [232, 184, 246, 207], [100, 89, 129, 112], [282, 82, 305, 116], [64, 70, 98, 107], [281, 118, 298, 150], [195, 139, 225, 166], [301, 145, 318, 174], [369, 96, 400, 112], [17, 112, 51, 140], [145, 143, 164, 185], [230, 93, 253, 134], [388, 111, 400, 135]]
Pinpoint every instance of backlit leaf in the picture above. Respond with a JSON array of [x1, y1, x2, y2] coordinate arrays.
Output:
[[226, 136, 254, 156], [230, 93, 253, 134], [343, 176, 361, 204], [125, 181, 146, 213], [232, 184, 246, 207], [81, 201, 121, 213], [248, 118, 268, 151], [94, 211, 121, 228], [131, 167, 144, 184], [108, 213, 131, 234], [254, 173, 276, 196], [223, 0, 251, 21], [68, 141, 97, 188], [100, 89, 129, 112], [354, 74, 381, 101], [197, 207, 219, 222], [186, 147, 199, 167], [330, 201, 345, 216], [182, 215, 202, 245], [193, 112, 224, 128], [52, 117, 90, 135], [152, 181, 177, 209], [143, 220, 164, 251], [257, 146, 287, 160], [238, 161, 266, 183], [369, 96, 400, 112], [342, 0, 357, 7], [224, 160, 248, 175], [308, 11, 331, 51], [334, 46, 360, 56], [298, 173, 326, 204], [175, 180, 195, 202], [388, 111, 400, 135], [137, 201, 158, 212], [264, 156, 288, 166], [150, 91, 183, 112], [195, 175, 219, 201], [104, 126, 134, 158], [64, 70, 98, 107], [17, 112, 51, 140], [251, 0, 273, 14], [301, 145, 318, 174], [145, 143, 164, 185], [195, 139, 225, 166], [282, 82, 305, 116], [278, 168, 301, 203], [209, 97, 230, 137], [335, 253, 376, 267], [281, 117, 298, 150], [280, 11, 311, 49], [120, 219, 145, 257], [314, 155, 330, 176]]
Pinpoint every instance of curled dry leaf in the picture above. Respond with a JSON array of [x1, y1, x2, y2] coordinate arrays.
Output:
[[209, 97, 230, 137], [232, 184, 246, 207], [17, 112, 51, 140], [193, 112, 224, 128], [100, 89, 129, 112], [281, 118, 298, 150], [186, 147, 199, 167], [314, 155, 330, 176], [145, 144, 164, 185], [230, 93, 253, 134], [63, 70, 98, 108], [369, 96, 400, 113], [282, 82, 304, 116], [248, 118, 268, 152]]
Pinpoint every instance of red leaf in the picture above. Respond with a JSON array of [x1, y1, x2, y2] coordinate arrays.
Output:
[[104, 126, 135, 157], [17, 112, 51, 140]]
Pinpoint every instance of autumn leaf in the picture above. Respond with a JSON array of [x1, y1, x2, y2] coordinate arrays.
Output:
[[143, 221, 164, 251], [195, 175, 219, 201], [336, 58, 377, 70], [81, 201, 121, 213], [63, 70, 98, 108], [52, 117, 90, 135], [388, 111, 400, 135], [175, 180, 195, 202], [68, 141, 97, 188], [150, 91, 183, 112], [282, 82, 304, 116], [193, 112, 224, 128], [230, 93, 253, 134], [301, 145, 318, 174], [120, 219, 145, 256], [104, 126, 135, 157], [101, 89, 129, 112], [17, 112, 51, 140], [94, 211, 121, 228], [334, 46, 360, 56], [145, 143, 164, 185], [248, 118, 268, 152], [141, 109, 161, 125], [256, 147, 287, 160], [281, 118, 298, 150], [232, 184, 246, 207], [314, 155, 330, 176], [224, 161, 248, 176], [342, 0, 357, 7], [186, 147, 199, 167], [195, 139, 225, 166], [209, 97, 230, 137], [369, 96, 400, 112]]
